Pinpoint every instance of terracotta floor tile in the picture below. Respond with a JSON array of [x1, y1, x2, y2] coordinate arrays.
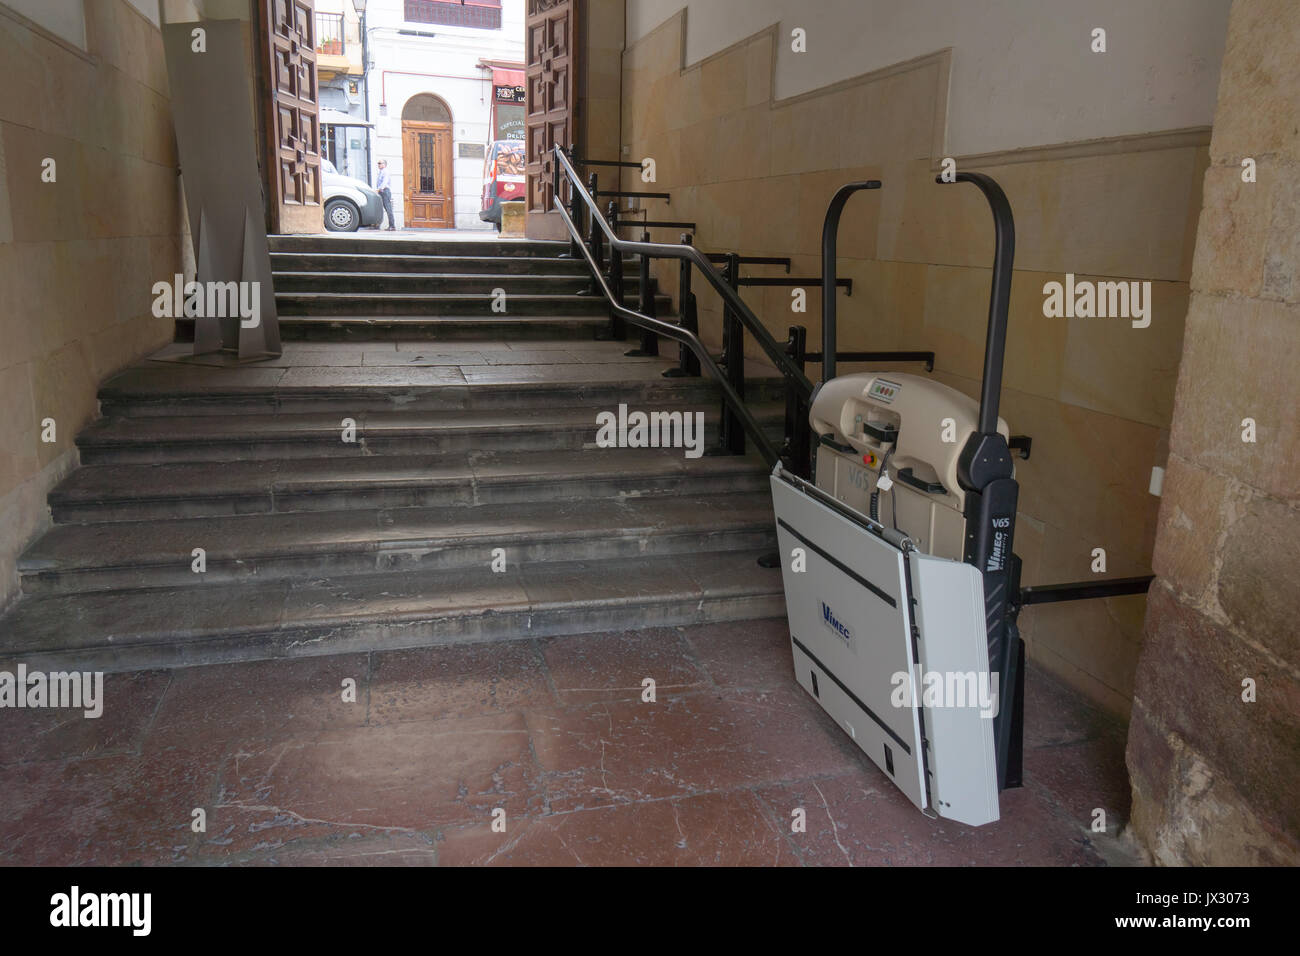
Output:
[[145, 654, 370, 749], [527, 687, 862, 813], [0, 743, 226, 866], [540, 627, 709, 705], [0, 669, 170, 766], [233, 831, 440, 866], [1023, 730, 1132, 831], [437, 790, 799, 866], [681, 618, 795, 689], [368, 639, 555, 725], [757, 770, 1104, 866], [208, 713, 540, 855]]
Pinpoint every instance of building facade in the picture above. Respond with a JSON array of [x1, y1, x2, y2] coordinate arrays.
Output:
[[364, 0, 524, 230], [314, 0, 369, 183]]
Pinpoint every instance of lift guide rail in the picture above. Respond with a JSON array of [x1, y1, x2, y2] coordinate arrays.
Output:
[[771, 465, 1000, 827]]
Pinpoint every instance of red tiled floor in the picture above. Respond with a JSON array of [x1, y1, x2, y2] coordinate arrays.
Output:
[[0, 669, 170, 766], [368, 640, 555, 725], [0, 619, 1137, 866], [539, 627, 709, 705], [0, 743, 226, 866], [214, 713, 540, 847], [527, 686, 863, 813], [681, 618, 795, 689], [145, 653, 370, 748], [756, 771, 1104, 866], [437, 791, 800, 866]]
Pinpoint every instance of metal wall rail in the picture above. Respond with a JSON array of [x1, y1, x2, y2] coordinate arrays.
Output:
[[552, 144, 813, 397], [549, 187, 783, 467]]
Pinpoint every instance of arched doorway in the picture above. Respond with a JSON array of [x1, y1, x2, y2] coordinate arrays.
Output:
[[401, 94, 454, 229]]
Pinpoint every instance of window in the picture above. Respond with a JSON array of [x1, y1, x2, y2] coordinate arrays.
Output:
[[316, 12, 344, 55], [404, 0, 502, 30]]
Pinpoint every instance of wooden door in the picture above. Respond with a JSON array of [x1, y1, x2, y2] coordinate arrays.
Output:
[[260, 0, 322, 234], [524, 0, 579, 239], [402, 121, 455, 229]]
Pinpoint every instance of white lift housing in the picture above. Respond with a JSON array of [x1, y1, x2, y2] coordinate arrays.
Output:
[[771, 371, 1011, 826]]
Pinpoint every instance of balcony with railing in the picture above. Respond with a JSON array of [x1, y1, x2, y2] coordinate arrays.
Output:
[[315, 12, 344, 56]]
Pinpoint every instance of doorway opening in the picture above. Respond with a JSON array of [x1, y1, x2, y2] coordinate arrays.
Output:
[[400, 94, 455, 229]]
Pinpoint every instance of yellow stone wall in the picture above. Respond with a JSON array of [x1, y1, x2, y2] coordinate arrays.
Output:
[[0, 0, 181, 607]]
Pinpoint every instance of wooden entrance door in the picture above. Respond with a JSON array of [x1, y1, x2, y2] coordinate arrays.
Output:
[[524, 0, 579, 239], [260, 0, 322, 234], [402, 122, 454, 229]]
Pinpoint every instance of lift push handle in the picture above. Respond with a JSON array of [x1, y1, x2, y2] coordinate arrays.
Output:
[[935, 172, 1015, 437], [821, 181, 882, 380]]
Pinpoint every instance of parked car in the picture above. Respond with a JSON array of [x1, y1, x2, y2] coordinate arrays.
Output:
[[479, 139, 525, 229], [322, 158, 384, 232]]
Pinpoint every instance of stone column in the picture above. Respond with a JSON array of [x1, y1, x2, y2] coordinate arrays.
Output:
[[1126, 0, 1300, 865]]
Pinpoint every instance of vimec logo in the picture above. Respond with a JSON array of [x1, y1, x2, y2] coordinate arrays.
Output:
[[821, 602, 852, 642]]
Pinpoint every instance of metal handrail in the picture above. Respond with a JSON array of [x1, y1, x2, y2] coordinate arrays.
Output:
[[552, 144, 814, 397], [548, 185, 783, 467]]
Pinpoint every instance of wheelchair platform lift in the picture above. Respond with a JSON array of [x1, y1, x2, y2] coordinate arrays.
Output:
[[770, 172, 1152, 826]]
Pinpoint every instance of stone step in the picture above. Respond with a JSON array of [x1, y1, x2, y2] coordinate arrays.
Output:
[[174, 315, 617, 344], [75, 402, 786, 463], [1, 549, 787, 673], [48, 448, 772, 523], [267, 235, 570, 257], [269, 252, 638, 276], [271, 271, 652, 295], [97, 365, 784, 417], [274, 292, 673, 317], [19, 493, 776, 595]]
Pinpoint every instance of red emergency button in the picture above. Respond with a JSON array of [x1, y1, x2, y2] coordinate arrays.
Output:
[[863, 453, 876, 467]]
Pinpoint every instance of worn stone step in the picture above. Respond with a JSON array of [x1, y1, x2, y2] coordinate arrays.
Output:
[[267, 235, 570, 257], [0, 550, 787, 673], [96, 364, 785, 417], [19, 493, 777, 595], [272, 271, 652, 295], [48, 448, 772, 523], [269, 252, 637, 276], [274, 291, 674, 317], [174, 315, 615, 344], [75, 402, 786, 463]]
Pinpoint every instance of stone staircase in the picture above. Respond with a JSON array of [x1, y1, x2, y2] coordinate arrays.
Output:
[[1, 237, 786, 672]]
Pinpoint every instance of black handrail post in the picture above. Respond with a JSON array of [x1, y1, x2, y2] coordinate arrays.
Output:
[[721, 252, 746, 455], [626, 229, 661, 357], [820, 180, 882, 382], [584, 172, 600, 295], [563, 145, 582, 259], [604, 200, 626, 341], [783, 325, 811, 478], [664, 233, 699, 378]]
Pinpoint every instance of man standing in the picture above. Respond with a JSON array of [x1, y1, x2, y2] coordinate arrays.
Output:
[[376, 159, 396, 231]]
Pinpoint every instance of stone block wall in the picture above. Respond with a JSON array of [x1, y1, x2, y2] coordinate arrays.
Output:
[[0, 0, 181, 608], [1126, 0, 1300, 865]]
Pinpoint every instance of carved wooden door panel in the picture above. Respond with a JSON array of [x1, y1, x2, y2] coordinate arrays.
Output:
[[261, 0, 322, 233], [524, 0, 579, 239]]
